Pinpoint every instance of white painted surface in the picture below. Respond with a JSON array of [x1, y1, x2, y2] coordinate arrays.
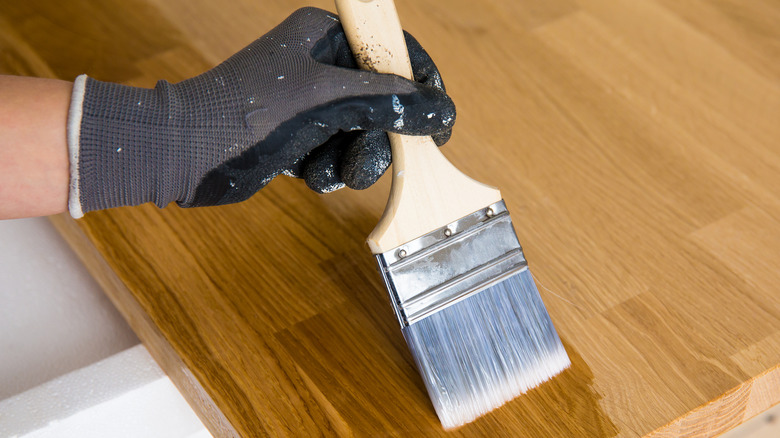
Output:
[[0, 217, 138, 399], [0, 217, 209, 437], [0, 345, 210, 438]]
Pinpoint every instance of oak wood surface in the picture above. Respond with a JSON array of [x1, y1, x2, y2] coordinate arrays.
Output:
[[2, 0, 779, 436]]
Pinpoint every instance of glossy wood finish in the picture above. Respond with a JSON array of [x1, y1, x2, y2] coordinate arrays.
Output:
[[2, 1, 779, 436]]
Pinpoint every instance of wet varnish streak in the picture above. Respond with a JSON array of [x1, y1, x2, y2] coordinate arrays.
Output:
[[522, 341, 617, 437], [472, 340, 619, 437], [279, 249, 618, 436]]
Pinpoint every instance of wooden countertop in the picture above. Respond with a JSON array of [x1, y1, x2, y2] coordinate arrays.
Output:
[[3, 0, 779, 436]]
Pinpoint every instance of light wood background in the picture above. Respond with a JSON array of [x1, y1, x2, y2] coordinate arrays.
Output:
[[2, 0, 779, 436]]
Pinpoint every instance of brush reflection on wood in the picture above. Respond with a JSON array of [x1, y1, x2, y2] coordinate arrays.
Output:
[[2, 0, 779, 436]]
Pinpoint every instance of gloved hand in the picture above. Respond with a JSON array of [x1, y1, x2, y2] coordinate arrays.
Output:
[[67, 7, 454, 218]]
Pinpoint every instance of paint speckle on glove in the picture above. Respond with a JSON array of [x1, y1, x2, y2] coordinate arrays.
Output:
[[71, 7, 455, 215]]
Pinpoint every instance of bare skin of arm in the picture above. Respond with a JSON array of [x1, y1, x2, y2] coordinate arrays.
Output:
[[0, 75, 72, 219]]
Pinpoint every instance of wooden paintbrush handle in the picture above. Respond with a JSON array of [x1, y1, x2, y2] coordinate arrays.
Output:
[[335, 0, 502, 254]]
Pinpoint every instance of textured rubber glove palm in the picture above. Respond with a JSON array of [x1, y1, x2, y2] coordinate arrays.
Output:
[[67, 7, 454, 218]]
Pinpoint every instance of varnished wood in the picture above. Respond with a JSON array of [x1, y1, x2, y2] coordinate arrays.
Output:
[[2, 0, 779, 436]]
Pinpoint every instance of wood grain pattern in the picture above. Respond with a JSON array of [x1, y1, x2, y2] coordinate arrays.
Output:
[[2, 0, 779, 436]]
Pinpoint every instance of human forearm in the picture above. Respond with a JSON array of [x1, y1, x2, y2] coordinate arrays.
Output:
[[0, 75, 71, 219]]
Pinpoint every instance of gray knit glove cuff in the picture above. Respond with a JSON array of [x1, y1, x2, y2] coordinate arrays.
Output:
[[68, 75, 183, 217], [67, 7, 455, 218]]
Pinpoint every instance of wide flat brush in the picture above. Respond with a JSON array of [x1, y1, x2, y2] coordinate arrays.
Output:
[[334, 0, 571, 429]]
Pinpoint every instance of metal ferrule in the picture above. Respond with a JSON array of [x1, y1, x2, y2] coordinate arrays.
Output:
[[375, 200, 528, 327]]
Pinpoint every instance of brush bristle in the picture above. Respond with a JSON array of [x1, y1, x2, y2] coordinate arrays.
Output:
[[402, 268, 570, 429]]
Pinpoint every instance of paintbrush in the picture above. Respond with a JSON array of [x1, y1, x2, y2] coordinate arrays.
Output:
[[334, 0, 571, 429]]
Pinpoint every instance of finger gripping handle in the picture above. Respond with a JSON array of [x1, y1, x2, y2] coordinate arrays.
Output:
[[335, 0, 502, 253]]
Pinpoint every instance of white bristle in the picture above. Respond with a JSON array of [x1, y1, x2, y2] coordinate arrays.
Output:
[[402, 268, 570, 429]]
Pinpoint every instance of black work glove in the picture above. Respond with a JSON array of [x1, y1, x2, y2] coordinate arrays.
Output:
[[67, 7, 454, 218]]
